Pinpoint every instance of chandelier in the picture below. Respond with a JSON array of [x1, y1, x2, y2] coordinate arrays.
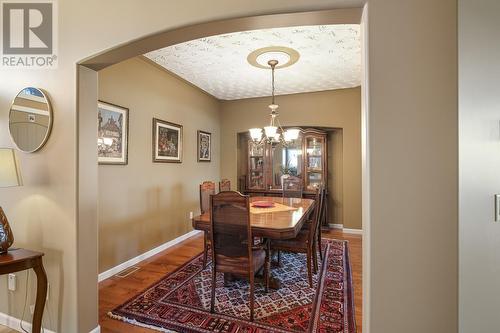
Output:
[[248, 59, 300, 146]]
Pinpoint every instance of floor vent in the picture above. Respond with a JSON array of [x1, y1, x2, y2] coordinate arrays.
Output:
[[114, 266, 140, 278]]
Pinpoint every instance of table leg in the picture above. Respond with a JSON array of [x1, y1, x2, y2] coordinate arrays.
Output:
[[255, 269, 281, 290], [224, 273, 235, 286], [32, 259, 47, 333], [267, 275, 281, 290]]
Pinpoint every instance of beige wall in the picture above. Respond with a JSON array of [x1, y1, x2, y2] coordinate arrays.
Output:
[[0, 1, 460, 332], [77, 65, 99, 333], [98, 57, 220, 273], [368, 1, 458, 332], [328, 130, 344, 226], [220, 88, 362, 229]]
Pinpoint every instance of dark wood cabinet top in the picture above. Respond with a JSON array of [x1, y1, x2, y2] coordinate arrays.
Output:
[[0, 249, 44, 266]]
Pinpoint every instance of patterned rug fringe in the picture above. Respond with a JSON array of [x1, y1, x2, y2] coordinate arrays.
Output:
[[107, 311, 178, 333]]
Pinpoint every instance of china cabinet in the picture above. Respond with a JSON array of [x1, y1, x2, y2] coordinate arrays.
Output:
[[242, 128, 329, 225]]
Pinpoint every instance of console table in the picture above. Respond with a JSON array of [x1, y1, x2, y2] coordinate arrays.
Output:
[[0, 249, 47, 333]]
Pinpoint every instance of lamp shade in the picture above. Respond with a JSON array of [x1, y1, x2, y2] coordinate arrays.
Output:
[[249, 128, 263, 141], [264, 126, 278, 138], [286, 129, 300, 140], [0, 148, 22, 187]]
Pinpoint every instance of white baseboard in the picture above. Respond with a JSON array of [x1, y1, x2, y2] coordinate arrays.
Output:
[[98, 230, 202, 282], [342, 228, 363, 234], [0, 312, 56, 333], [89, 325, 100, 333], [326, 224, 363, 235]]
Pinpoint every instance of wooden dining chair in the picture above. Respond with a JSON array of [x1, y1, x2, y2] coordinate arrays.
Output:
[[301, 183, 326, 262], [200, 181, 216, 268], [276, 176, 303, 266], [282, 176, 303, 198], [219, 179, 231, 192], [271, 184, 324, 287], [210, 191, 270, 321], [316, 186, 327, 261], [238, 175, 247, 193]]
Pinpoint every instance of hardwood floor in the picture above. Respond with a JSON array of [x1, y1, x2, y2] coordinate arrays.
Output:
[[0, 325, 16, 333], [99, 229, 362, 333]]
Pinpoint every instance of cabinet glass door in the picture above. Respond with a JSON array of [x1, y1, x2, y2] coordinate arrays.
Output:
[[271, 136, 303, 189], [248, 142, 265, 189], [305, 136, 324, 190]]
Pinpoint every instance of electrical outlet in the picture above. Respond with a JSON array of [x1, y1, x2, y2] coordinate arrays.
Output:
[[29, 305, 35, 315], [8, 274, 16, 291], [189, 211, 194, 219]]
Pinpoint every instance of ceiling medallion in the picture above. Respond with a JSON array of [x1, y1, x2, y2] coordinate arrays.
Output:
[[247, 46, 300, 69]]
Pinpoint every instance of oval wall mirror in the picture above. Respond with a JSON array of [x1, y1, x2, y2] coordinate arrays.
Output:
[[9, 87, 53, 153]]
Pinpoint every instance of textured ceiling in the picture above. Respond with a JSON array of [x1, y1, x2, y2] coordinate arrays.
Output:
[[144, 24, 361, 100]]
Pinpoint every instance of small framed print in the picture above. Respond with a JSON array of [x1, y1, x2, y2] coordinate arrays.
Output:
[[97, 101, 129, 165], [153, 118, 183, 163], [197, 130, 211, 162]]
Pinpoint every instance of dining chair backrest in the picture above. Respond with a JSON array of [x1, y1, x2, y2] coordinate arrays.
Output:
[[219, 179, 231, 192], [309, 184, 325, 245], [238, 175, 247, 193], [210, 191, 252, 260], [319, 184, 327, 226], [282, 176, 303, 198], [199, 181, 216, 214]]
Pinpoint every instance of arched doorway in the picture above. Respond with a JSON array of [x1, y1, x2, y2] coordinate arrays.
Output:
[[76, 8, 368, 332]]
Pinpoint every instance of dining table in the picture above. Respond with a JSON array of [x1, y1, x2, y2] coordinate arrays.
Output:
[[192, 196, 315, 240], [192, 196, 315, 289]]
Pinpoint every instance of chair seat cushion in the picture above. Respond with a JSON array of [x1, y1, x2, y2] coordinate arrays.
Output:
[[215, 248, 266, 275]]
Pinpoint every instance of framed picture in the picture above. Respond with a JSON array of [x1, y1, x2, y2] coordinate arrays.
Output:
[[153, 118, 183, 163], [197, 130, 211, 162], [97, 101, 129, 165]]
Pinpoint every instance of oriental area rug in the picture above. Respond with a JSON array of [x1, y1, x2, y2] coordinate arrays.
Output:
[[109, 239, 356, 333]]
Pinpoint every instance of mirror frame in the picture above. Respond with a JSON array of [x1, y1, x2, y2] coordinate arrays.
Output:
[[9, 87, 53, 153]]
